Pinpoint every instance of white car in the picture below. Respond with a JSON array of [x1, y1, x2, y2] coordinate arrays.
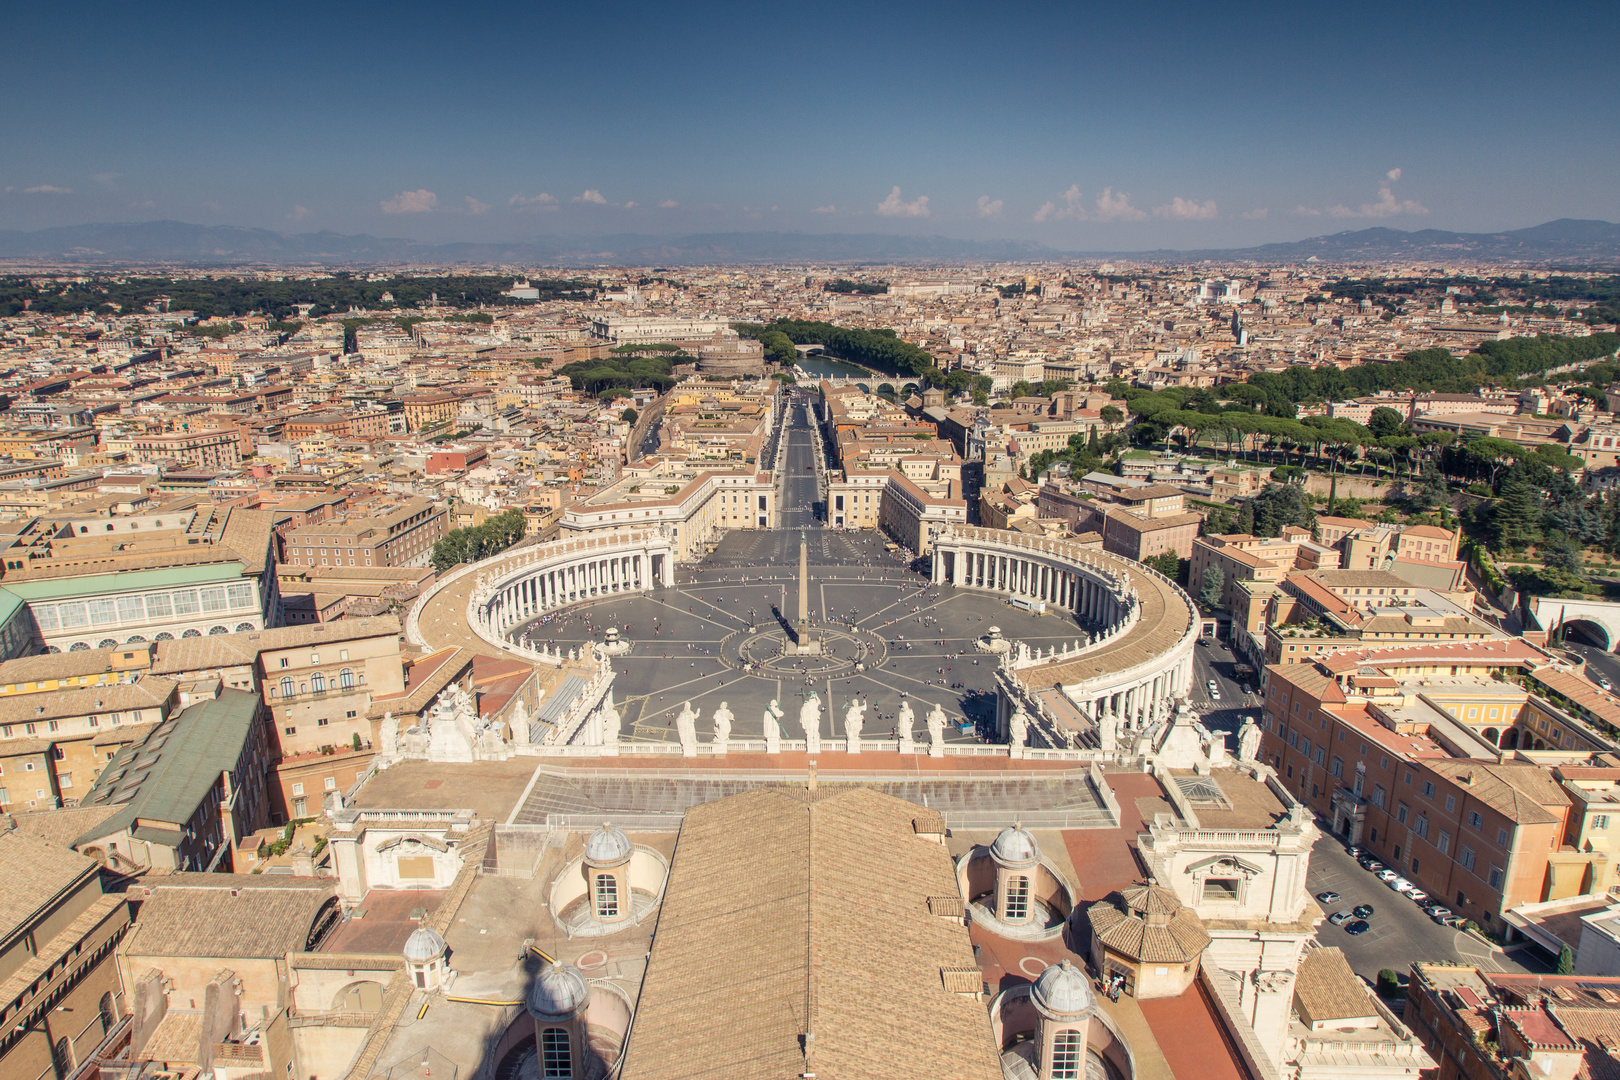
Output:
[[1408, 889, 1430, 904], [1391, 877, 1415, 893], [1208, 679, 1221, 700], [1375, 869, 1399, 883]]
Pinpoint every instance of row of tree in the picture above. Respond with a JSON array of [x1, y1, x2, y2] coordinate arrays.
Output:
[[556, 354, 680, 394], [429, 509, 529, 573], [0, 273, 595, 320]]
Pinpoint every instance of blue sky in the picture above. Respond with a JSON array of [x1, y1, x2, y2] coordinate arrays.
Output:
[[2, 0, 1616, 248]]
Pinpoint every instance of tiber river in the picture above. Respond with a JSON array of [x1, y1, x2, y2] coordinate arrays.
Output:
[[795, 355, 878, 379]]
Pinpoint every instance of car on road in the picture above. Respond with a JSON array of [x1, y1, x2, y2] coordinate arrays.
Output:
[[1428, 906, 1453, 922], [1328, 910, 1354, 925], [1391, 877, 1416, 894], [1360, 857, 1385, 873], [1352, 904, 1375, 919], [1199, 637, 1210, 647], [1375, 868, 1399, 883], [1345, 920, 1371, 936], [1346, 846, 1366, 859], [1599, 675, 1614, 691], [1208, 679, 1221, 700], [1316, 890, 1341, 904], [1409, 889, 1430, 905]]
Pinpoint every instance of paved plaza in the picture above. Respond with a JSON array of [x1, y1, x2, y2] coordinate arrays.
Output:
[[509, 528, 1105, 746]]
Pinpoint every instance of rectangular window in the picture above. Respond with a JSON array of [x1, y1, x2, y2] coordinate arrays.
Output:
[[57, 602, 88, 628], [1415, 815, 1429, 839], [1460, 847, 1476, 872], [1595, 815, 1611, 831], [1446, 795, 1456, 813], [226, 582, 254, 608], [1051, 1032, 1083, 1080], [87, 598, 117, 626], [541, 1030, 570, 1079], [1469, 811, 1483, 830], [1202, 877, 1241, 902], [1005, 875, 1030, 920], [292, 783, 304, 796], [1487, 865, 1504, 889], [1372, 786, 1386, 808], [1498, 828, 1510, 847], [1438, 831, 1450, 855], [32, 605, 58, 631], [144, 592, 172, 618], [199, 586, 227, 613], [171, 590, 199, 616], [1397, 803, 1409, 824], [1422, 780, 1435, 798], [594, 873, 619, 918], [117, 595, 146, 622], [1331, 756, 1343, 778]]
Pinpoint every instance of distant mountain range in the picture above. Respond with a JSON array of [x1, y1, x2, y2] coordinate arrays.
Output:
[[0, 217, 1617, 267]]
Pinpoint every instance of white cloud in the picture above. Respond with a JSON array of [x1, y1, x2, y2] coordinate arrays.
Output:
[[658, 199, 679, 208], [1153, 196, 1219, 220], [1093, 187, 1147, 222], [813, 204, 837, 213], [1357, 181, 1428, 218], [24, 184, 72, 195], [1301, 174, 1428, 220], [1240, 208, 1269, 220], [464, 196, 490, 215], [92, 172, 120, 187], [624, 200, 639, 209], [876, 186, 930, 218], [509, 192, 556, 207], [573, 189, 608, 204], [1033, 184, 1085, 222], [380, 189, 437, 213], [287, 205, 313, 222], [976, 195, 1003, 219]]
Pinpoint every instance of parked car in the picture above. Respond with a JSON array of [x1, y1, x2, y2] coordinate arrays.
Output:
[[1599, 676, 1613, 691], [1408, 889, 1430, 905], [1199, 637, 1210, 647], [1208, 680, 1221, 700], [1345, 920, 1371, 936], [1346, 846, 1366, 859], [1328, 910, 1354, 925], [1353, 904, 1375, 919], [1375, 869, 1399, 883], [1316, 891, 1342, 905], [1391, 877, 1416, 894], [1428, 906, 1454, 923]]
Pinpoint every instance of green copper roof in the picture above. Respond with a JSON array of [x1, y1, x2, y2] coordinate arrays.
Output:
[[0, 561, 246, 603]]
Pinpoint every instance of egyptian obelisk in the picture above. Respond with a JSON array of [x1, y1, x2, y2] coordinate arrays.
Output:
[[794, 530, 820, 653]]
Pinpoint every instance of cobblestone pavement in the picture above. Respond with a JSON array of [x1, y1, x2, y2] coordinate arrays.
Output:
[[510, 529, 1096, 745]]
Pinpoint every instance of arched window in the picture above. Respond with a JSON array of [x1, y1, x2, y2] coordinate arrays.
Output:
[[126, 636, 147, 644], [1005, 874, 1029, 921], [280, 677, 295, 699], [235, 622, 255, 633], [99, 638, 119, 649], [594, 873, 619, 918], [1050, 1031, 1082, 1079], [99, 991, 117, 1031], [209, 625, 228, 635], [182, 628, 201, 638], [541, 1028, 571, 1078], [69, 641, 90, 652], [53, 1036, 73, 1076], [154, 632, 174, 642], [311, 672, 327, 693], [338, 668, 355, 689]]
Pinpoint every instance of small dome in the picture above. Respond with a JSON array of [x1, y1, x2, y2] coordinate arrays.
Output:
[[1032, 960, 1095, 1018], [583, 822, 632, 866], [402, 927, 446, 962], [527, 962, 589, 1019], [989, 824, 1041, 869]]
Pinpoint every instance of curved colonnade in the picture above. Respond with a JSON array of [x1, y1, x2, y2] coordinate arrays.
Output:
[[930, 526, 1199, 744]]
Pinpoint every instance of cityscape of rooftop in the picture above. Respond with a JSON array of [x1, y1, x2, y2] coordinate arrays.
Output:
[[3, 4, 1620, 1080]]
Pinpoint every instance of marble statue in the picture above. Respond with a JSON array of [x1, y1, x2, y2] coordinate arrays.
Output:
[[711, 701, 733, 754], [378, 711, 399, 765], [600, 692, 621, 756], [926, 703, 947, 758], [844, 697, 865, 754], [1237, 717, 1261, 763], [897, 699, 916, 753], [510, 701, 530, 747], [764, 699, 784, 754], [675, 701, 699, 758], [1098, 705, 1119, 754], [1009, 708, 1029, 757], [799, 692, 822, 755]]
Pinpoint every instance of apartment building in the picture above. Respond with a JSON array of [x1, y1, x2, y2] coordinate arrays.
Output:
[[281, 497, 447, 569], [126, 428, 242, 470], [1259, 642, 1595, 929], [878, 472, 968, 556], [1190, 533, 1335, 632]]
